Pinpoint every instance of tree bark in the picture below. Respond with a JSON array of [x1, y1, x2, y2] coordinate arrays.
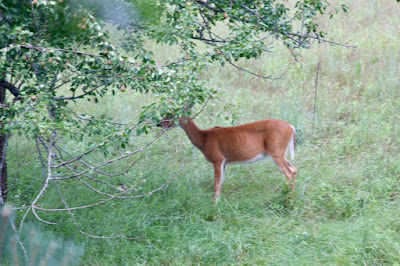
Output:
[[0, 84, 7, 204], [0, 134, 7, 205]]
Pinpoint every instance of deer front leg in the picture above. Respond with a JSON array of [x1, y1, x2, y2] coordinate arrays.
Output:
[[213, 161, 225, 204]]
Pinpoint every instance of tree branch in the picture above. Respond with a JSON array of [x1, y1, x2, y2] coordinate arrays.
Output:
[[19, 44, 100, 57], [53, 84, 104, 100], [195, 0, 224, 13], [9, 217, 30, 264], [36, 165, 183, 212], [54, 182, 142, 240], [227, 59, 282, 80], [230, 0, 356, 49], [24, 131, 58, 227], [52, 132, 164, 180], [0, 79, 20, 97], [287, 33, 356, 48]]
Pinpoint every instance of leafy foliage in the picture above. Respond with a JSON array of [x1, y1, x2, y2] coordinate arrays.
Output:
[[0, 0, 209, 137], [0, 0, 348, 242], [0, 0, 343, 137]]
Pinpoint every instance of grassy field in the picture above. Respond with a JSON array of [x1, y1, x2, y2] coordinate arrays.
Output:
[[7, 0, 400, 264]]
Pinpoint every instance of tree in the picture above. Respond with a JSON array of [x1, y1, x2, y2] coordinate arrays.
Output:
[[1, 0, 350, 241]]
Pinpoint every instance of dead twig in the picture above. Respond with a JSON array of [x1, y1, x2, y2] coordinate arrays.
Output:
[[34, 166, 184, 211], [19, 44, 100, 57], [23, 131, 58, 229], [52, 132, 164, 180], [313, 61, 321, 130], [54, 182, 143, 240]]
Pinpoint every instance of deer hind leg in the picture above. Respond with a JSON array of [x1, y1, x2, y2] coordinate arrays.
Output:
[[213, 160, 226, 204], [269, 155, 297, 191]]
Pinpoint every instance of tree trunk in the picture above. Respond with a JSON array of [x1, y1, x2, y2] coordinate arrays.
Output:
[[0, 84, 7, 204]]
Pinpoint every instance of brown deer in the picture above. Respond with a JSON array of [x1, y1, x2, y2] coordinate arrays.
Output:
[[160, 117, 297, 203]]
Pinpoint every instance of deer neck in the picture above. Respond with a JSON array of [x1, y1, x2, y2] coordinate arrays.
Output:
[[179, 118, 206, 150]]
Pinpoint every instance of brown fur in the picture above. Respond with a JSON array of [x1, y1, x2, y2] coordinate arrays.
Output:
[[161, 117, 297, 203]]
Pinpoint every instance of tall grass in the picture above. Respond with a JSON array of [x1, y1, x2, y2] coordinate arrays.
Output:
[[6, 0, 400, 264]]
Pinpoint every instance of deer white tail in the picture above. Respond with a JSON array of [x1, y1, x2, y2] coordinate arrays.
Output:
[[286, 125, 296, 160]]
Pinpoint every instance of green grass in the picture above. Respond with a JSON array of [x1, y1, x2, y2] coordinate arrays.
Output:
[[6, 0, 400, 264]]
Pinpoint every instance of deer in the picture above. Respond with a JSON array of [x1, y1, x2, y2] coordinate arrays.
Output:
[[159, 115, 297, 203]]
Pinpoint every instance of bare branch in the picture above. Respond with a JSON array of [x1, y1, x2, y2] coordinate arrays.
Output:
[[25, 131, 58, 227], [18, 206, 31, 233], [52, 134, 126, 169], [36, 165, 183, 212], [229, 0, 356, 49], [52, 132, 165, 180], [70, 110, 135, 126], [53, 84, 104, 100], [19, 44, 101, 57], [50, 78, 72, 91], [55, 144, 145, 178], [287, 33, 356, 48], [35, 136, 47, 182], [9, 218, 29, 263], [195, 0, 224, 13], [161, 58, 194, 68], [54, 182, 142, 240], [34, 192, 119, 212], [227, 59, 282, 80], [195, 21, 227, 43]]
